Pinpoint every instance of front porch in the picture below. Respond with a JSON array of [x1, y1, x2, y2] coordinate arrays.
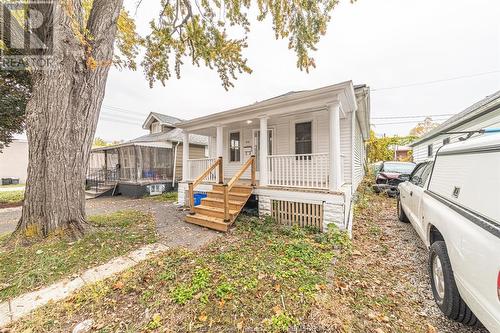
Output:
[[175, 82, 369, 232], [177, 99, 353, 232], [185, 153, 345, 191]]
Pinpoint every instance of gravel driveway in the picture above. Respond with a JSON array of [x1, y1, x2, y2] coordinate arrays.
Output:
[[308, 188, 490, 333], [387, 207, 489, 333], [0, 196, 220, 249]]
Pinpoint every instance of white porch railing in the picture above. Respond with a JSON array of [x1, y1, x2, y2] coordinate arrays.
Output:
[[267, 153, 329, 189], [187, 158, 217, 182]]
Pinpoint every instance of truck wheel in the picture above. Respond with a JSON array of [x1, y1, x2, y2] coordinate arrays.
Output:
[[397, 198, 409, 222], [429, 241, 479, 326]]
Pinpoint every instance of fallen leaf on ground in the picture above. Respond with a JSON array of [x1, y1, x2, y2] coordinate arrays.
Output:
[[272, 306, 283, 315], [113, 281, 124, 290], [427, 324, 437, 333]]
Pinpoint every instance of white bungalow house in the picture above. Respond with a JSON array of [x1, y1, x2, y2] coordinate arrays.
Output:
[[176, 81, 370, 232]]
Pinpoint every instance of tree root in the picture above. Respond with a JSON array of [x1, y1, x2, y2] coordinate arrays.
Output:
[[4, 217, 92, 249]]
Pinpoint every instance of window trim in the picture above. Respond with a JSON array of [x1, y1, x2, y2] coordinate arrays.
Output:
[[427, 144, 434, 157], [151, 122, 162, 134], [252, 127, 276, 156], [228, 130, 242, 163], [294, 120, 313, 155]]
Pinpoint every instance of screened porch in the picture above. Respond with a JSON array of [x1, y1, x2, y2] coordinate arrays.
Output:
[[89, 144, 176, 183]]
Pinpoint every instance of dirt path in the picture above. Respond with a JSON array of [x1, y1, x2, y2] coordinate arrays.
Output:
[[0, 196, 220, 249], [308, 186, 489, 333]]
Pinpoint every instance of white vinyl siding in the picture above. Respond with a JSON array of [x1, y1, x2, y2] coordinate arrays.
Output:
[[217, 109, 359, 185], [412, 107, 500, 163], [352, 118, 365, 191], [340, 112, 353, 184]]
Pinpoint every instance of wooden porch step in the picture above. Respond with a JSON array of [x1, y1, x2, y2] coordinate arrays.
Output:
[[194, 205, 239, 219], [201, 197, 245, 210], [185, 156, 256, 232], [211, 184, 253, 193], [185, 214, 230, 232], [208, 190, 251, 201]]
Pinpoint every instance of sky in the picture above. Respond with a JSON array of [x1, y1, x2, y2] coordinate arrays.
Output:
[[94, 0, 500, 142]]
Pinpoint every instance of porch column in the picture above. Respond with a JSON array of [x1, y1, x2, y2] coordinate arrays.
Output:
[[329, 102, 342, 191], [182, 131, 190, 181], [208, 136, 215, 158], [104, 150, 108, 171], [259, 116, 269, 186], [216, 125, 224, 158]]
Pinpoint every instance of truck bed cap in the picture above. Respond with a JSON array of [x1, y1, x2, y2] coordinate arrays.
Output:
[[437, 133, 500, 156]]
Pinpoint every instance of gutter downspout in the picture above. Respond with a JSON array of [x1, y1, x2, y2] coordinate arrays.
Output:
[[172, 141, 180, 188]]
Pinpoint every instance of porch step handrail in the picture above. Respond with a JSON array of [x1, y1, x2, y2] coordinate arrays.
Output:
[[188, 157, 223, 212], [223, 155, 256, 221], [187, 157, 217, 182], [227, 155, 256, 191]]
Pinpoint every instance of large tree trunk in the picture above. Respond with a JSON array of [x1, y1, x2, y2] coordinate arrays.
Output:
[[15, 0, 124, 238]]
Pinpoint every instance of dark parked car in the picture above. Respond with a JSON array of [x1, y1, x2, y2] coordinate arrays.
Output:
[[373, 161, 415, 197]]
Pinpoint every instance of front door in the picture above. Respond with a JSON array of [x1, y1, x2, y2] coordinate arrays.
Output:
[[252, 129, 274, 172]]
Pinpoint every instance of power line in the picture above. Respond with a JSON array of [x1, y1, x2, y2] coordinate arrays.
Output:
[[101, 109, 145, 122], [102, 104, 142, 114], [372, 119, 446, 126], [371, 113, 454, 120], [371, 70, 500, 92], [99, 116, 140, 126], [101, 106, 146, 117]]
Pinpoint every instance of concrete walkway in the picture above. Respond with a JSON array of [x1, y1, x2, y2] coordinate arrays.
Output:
[[0, 197, 219, 249], [0, 197, 221, 327], [0, 242, 170, 327]]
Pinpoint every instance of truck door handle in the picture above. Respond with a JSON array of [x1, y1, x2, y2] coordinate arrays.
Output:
[[410, 191, 413, 196]]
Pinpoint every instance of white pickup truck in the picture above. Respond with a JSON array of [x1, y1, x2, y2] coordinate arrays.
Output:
[[398, 133, 500, 332]]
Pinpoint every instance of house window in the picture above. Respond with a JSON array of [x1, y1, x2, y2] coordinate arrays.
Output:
[[427, 144, 433, 157], [443, 137, 450, 145], [229, 132, 241, 162], [151, 122, 161, 133], [295, 122, 312, 155]]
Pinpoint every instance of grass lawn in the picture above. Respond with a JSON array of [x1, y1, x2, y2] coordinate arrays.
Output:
[[0, 210, 157, 302], [10, 216, 351, 332], [148, 191, 178, 203], [0, 190, 24, 204], [0, 183, 24, 188]]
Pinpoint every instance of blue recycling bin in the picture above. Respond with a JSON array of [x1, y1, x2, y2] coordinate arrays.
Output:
[[193, 193, 207, 206]]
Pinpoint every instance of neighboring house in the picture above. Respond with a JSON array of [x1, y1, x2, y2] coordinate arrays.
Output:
[[391, 145, 412, 161], [88, 112, 208, 197], [176, 81, 370, 232], [0, 139, 29, 184], [410, 90, 500, 163]]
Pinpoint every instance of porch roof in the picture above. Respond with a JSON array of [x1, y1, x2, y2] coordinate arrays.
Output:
[[91, 129, 208, 152], [177, 81, 359, 132]]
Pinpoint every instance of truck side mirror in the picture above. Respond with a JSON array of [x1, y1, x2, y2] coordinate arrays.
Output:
[[398, 174, 410, 181]]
